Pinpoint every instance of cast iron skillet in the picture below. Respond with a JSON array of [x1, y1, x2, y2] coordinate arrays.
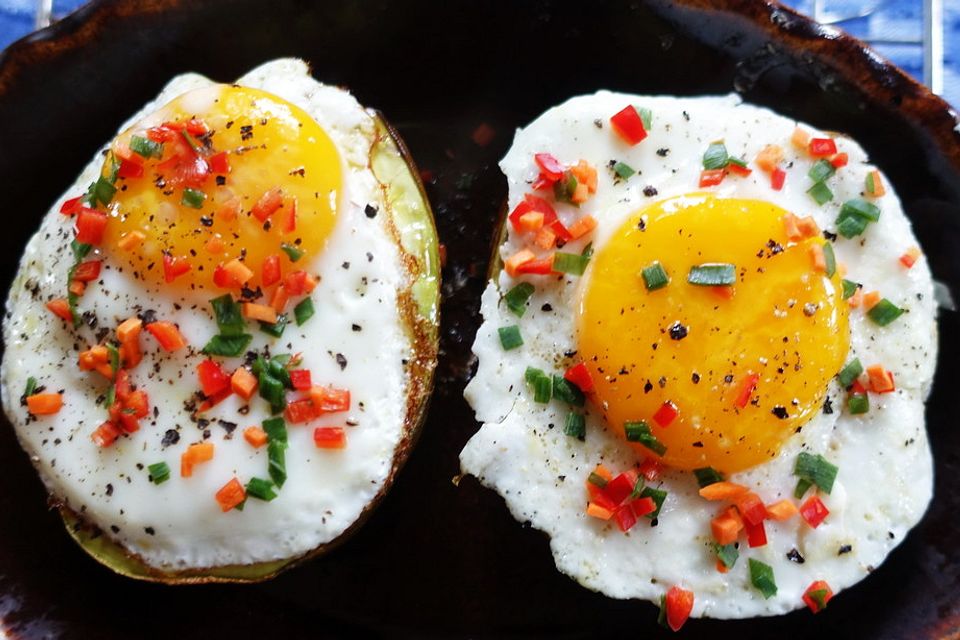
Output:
[[0, 0, 958, 638]]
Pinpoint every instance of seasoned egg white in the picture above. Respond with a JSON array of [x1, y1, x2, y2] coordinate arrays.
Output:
[[2, 59, 421, 571], [462, 92, 936, 618]]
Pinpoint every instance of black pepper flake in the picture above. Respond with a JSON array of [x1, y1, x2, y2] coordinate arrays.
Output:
[[772, 406, 789, 419], [656, 148, 670, 157], [138, 309, 158, 325], [200, 216, 213, 227], [105, 483, 113, 496], [691, 372, 701, 383], [823, 230, 838, 241], [541, 303, 553, 312], [668, 322, 688, 340], [161, 429, 180, 447], [822, 397, 834, 415], [364, 204, 378, 218], [692, 441, 704, 448], [110, 525, 120, 534], [145, 527, 155, 536], [643, 186, 659, 197], [219, 420, 238, 438], [352, 324, 362, 332], [643, 380, 653, 394], [240, 125, 253, 141], [838, 544, 853, 555], [335, 353, 347, 370], [215, 175, 226, 186], [787, 548, 805, 564]]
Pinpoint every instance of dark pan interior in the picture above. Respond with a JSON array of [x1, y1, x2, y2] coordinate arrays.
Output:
[[0, 0, 957, 638]]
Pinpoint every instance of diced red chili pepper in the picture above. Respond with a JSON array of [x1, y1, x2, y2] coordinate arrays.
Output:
[[507, 194, 572, 241], [114, 369, 131, 401], [117, 158, 144, 179], [734, 373, 759, 409], [850, 378, 867, 395], [284, 198, 297, 233], [563, 362, 595, 393], [653, 401, 678, 428], [208, 151, 229, 174], [252, 187, 284, 222], [180, 118, 209, 136], [145, 321, 187, 351], [609, 105, 647, 145], [534, 153, 565, 182], [727, 163, 752, 177], [771, 167, 786, 191], [802, 580, 834, 614], [309, 386, 351, 413], [808, 138, 837, 157], [213, 263, 232, 288], [587, 482, 620, 512], [147, 125, 178, 143], [59, 196, 85, 216], [699, 169, 726, 188], [75, 209, 108, 245], [744, 518, 767, 547], [72, 260, 102, 283], [197, 359, 230, 397], [162, 253, 192, 283], [531, 173, 553, 191], [215, 477, 246, 512], [197, 388, 231, 413], [124, 389, 150, 418], [830, 152, 848, 168], [262, 254, 281, 287], [665, 586, 695, 632], [313, 426, 347, 449], [613, 504, 638, 532], [515, 256, 556, 275], [639, 458, 662, 482], [800, 495, 830, 528], [605, 470, 640, 505], [284, 270, 311, 296], [631, 496, 656, 518], [118, 411, 140, 434], [91, 421, 122, 447], [285, 398, 318, 424], [46, 298, 73, 322], [156, 149, 210, 188], [735, 492, 768, 526], [290, 369, 312, 391]]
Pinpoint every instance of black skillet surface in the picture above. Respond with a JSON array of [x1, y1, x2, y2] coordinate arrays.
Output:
[[0, 0, 958, 638]]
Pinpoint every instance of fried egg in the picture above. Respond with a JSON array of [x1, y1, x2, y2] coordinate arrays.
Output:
[[462, 92, 936, 620], [1, 59, 438, 579]]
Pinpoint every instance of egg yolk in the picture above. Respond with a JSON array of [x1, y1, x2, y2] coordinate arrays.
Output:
[[100, 85, 341, 291], [577, 195, 849, 473]]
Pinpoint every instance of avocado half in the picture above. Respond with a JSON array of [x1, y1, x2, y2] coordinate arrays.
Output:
[[60, 113, 440, 584]]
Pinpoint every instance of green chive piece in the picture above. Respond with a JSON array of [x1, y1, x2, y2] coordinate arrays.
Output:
[[657, 595, 668, 629], [838, 358, 863, 388], [268, 357, 292, 389], [637, 107, 653, 130], [808, 588, 830, 610], [280, 243, 304, 262], [209, 294, 244, 335], [259, 314, 288, 338], [180, 129, 202, 153], [848, 393, 870, 414], [727, 157, 749, 170], [867, 299, 904, 326], [23, 377, 37, 398], [587, 472, 608, 488], [106, 343, 120, 373], [794, 477, 813, 499], [293, 297, 315, 326], [841, 198, 881, 222], [794, 452, 839, 494], [147, 461, 171, 485], [201, 333, 252, 357], [552, 252, 590, 276], [104, 384, 115, 409], [807, 181, 834, 205], [262, 417, 288, 444], [245, 477, 278, 501], [749, 559, 778, 599], [841, 279, 860, 300], [693, 467, 724, 488], [106, 154, 120, 183], [613, 161, 635, 179], [642, 262, 669, 291], [687, 263, 735, 286], [624, 420, 667, 456], [629, 477, 645, 500], [268, 441, 287, 488], [712, 542, 739, 569], [822, 242, 836, 277], [504, 282, 535, 317], [564, 412, 586, 440], [581, 243, 594, 259], [130, 135, 163, 159], [552, 375, 585, 407], [553, 173, 578, 203], [88, 177, 117, 206], [865, 172, 878, 196], [640, 486, 667, 518], [836, 214, 869, 238], [498, 325, 523, 350], [524, 366, 544, 385], [702, 141, 729, 170], [181, 188, 206, 209], [71, 240, 92, 261], [524, 367, 553, 403], [259, 372, 287, 414], [808, 159, 836, 183]]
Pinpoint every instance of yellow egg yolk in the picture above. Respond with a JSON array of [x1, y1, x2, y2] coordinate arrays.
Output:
[[577, 195, 849, 473], [100, 84, 341, 291]]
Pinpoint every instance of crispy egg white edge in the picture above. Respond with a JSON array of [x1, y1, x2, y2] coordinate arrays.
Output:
[[461, 91, 937, 618], [0, 58, 417, 570]]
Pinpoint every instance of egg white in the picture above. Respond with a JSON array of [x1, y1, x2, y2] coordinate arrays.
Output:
[[462, 92, 937, 618], [1, 59, 417, 570]]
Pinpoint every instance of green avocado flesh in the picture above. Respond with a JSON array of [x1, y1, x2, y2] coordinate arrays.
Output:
[[62, 113, 440, 584]]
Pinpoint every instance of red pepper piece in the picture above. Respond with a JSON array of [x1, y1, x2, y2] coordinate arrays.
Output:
[[631, 496, 656, 518], [262, 254, 281, 287], [534, 153, 565, 182], [285, 398, 319, 424], [145, 321, 188, 352], [639, 458, 662, 482], [699, 169, 726, 188], [208, 151, 229, 174], [744, 518, 767, 547], [613, 504, 638, 532], [313, 426, 347, 449], [727, 163, 752, 177], [830, 152, 848, 168], [735, 492, 768, 526], [309, 386, 351, 413], [563, 362, 595, 393], [117, 158, 144, 179], [734, 373, 759, 409], [808, 138, 837, 157], [290, 369, 312, 391], [800, 495, 830, 528], [653, 401, 678, 428], [72, 260, 102, 283], [609, 105, 647, 145], [515, 256, 555, 275], [162, 253, 192, 283], [75, 209, 108, 245], [665, 586, 695, 632], [59, 196, 85, 216], [197, 359, 230, 397], [91, 421, 122, 447], [802, 580, 834, 613], [605, 470, 640, 505], [252, 187, 284, 222], [771, 167, 786, 191]]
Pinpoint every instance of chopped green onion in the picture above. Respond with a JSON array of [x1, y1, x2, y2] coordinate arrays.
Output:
[[106, 343, 120, 373], [808, 159, 836, 183], [807, 181, 834, 205], [808, 588, 830, 610], [749, 558, 778, 599], [259, 314, 288, 338], [130, 135, 163, 159], [865, 172, 878, 196], [641, 262, 669, 291], [837, 359, 863, 388], [147, 461, 171, 485], [794, 451, 839, 494], [498, 325, 523, 350], [640, 486, 667, 519], [867, 299, 904, 326], [104, 384, 115, 409], [841, 279, 859, 300], [836, 214, 868, 238], [552, 375, 585, 407], [613, 161, 635, 179], [201, 333, 252, 357], [106, 154, 120, 183], [268, 441, 286, 488], [794, 477, 813, 499], [553, 173, 578, 203], [245, 477, 278, 501], [564, 412, 586, 440], [702, 141, 729, 170], [637, 106, 653, 130], [848, 393, 869, 414], [181, 188, 206, 209], [524, 367, 552, 403], [259, 372, 287, 414], [840, 198, 881, 222], [587, 472, 609, 488], [71, 240, 92, 261], [552, 252, 590, 276], [624, 420, 666, 456], [262, 417, 288, 444], [581, 243, 594, 259], [280, 243, 304, 262], [727, 157, 748, 170], [209, 294, 244, 335], [687, 263, 735, 286], [657, 596, 668, 629], [88, 177, 116, 206], [267, 358, 292, 389], [822, 242, 836, 277], [180, 129, 202, 153], [712, 542, 739, 569], [693, 467, 724, 488], [293, 297, 315, 326], [504, 282, 535, 317], [23, 377, 37, 398]]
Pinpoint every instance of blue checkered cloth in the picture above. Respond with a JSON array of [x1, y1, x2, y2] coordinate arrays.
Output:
[[0, 0, 956, 107]]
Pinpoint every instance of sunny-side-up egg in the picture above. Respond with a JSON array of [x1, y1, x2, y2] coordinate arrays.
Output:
[[1, 58, 439, 581], [461, 92, 937, 624]]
